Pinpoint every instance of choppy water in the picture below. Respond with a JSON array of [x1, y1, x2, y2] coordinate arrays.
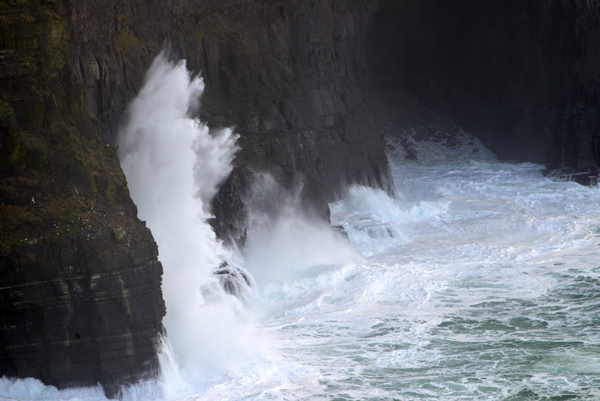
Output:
[[3, 59, 600, 401], [160, 129, 600, 400], [254, 131, 600, 400], [204, 131, 600, 401]]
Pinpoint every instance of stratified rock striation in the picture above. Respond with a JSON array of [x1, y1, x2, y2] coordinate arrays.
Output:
[[1, 1, 165, 396], [0, 230, 165, 397], [64, 0, 394, 243], [190, 1, 394, 242], [0, 0, 392, 394]]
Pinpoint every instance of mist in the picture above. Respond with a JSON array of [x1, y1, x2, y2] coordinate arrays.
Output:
[[117, 53, 263, 397]]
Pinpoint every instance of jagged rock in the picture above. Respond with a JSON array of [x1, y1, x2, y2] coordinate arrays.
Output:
[[544, 167, 600, 187], [214, 262, 253, 301]]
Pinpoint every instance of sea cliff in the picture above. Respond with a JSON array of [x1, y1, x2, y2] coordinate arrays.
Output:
[[0, 0, 391, 394], [369, 0, 600, 169], [3, 0, 600, 395]]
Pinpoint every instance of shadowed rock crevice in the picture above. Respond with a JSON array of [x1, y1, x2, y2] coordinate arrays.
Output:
[[369, 0, 600, 170]]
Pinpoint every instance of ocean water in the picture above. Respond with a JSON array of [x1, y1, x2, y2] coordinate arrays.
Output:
[[2, 56, 600, 401]]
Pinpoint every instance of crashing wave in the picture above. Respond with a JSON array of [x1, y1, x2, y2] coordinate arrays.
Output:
[[214, 261, 253, 299], [544, 167, 600, 187]]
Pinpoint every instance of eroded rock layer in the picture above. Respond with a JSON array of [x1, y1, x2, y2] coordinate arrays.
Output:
[[0, 230, 165, 396]]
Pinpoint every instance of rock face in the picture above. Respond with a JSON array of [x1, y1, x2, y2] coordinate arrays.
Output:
[[68, 0, 394, 243], [5, 0, 600, 394], [0, 231, 165, 397], [369, 0, 600, 169], [0, 0, 391, 394], [192, 0, 394, 242], [0, 1, 166, 396]]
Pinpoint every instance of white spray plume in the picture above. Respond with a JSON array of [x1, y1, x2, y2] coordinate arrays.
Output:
[[243, 173, 358, 285], [117, 52, 263, 396]]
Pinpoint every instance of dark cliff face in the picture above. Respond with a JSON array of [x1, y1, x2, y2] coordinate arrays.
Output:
[[68, 0, 394, 243], [369, 0, 600, 168], [0, 230, 165, 395], [0, 0, 166, 395], [3, 0, 599, 394], [0, 0, 391, 394], [197, 0, 394, 242]]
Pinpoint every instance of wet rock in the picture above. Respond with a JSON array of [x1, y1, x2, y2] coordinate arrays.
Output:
[[331, 224, 350, 240], [213, 262, 253, 300], [0, 230, 165, 399]]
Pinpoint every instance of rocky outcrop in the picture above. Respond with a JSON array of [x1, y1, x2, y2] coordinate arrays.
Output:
[[1, 0, 392, 394], [0, 230, 165, 397], [369, 0, 600, 169]]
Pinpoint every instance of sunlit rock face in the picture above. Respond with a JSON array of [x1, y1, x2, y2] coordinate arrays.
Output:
[[369, 0, 600, 169]]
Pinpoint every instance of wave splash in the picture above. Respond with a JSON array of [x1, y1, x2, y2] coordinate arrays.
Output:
[[330, 185, 448, 256], [117, 53, 261, 398]]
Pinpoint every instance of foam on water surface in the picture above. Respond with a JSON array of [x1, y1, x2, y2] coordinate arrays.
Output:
[[4, 73, 600, 400], [221, 129, 600, 400]]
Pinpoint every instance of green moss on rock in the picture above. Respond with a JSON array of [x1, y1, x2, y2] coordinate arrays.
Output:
[[114, 28, 144, 67], [0, 0, 146, 250]]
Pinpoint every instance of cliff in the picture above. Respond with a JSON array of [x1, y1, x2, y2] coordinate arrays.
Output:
[[369, 0, 600, 169], [65, 0, 394, 243], [0, 1, 166, 395], [0, 0, 391, 394], [4, 0, 600, 395]]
